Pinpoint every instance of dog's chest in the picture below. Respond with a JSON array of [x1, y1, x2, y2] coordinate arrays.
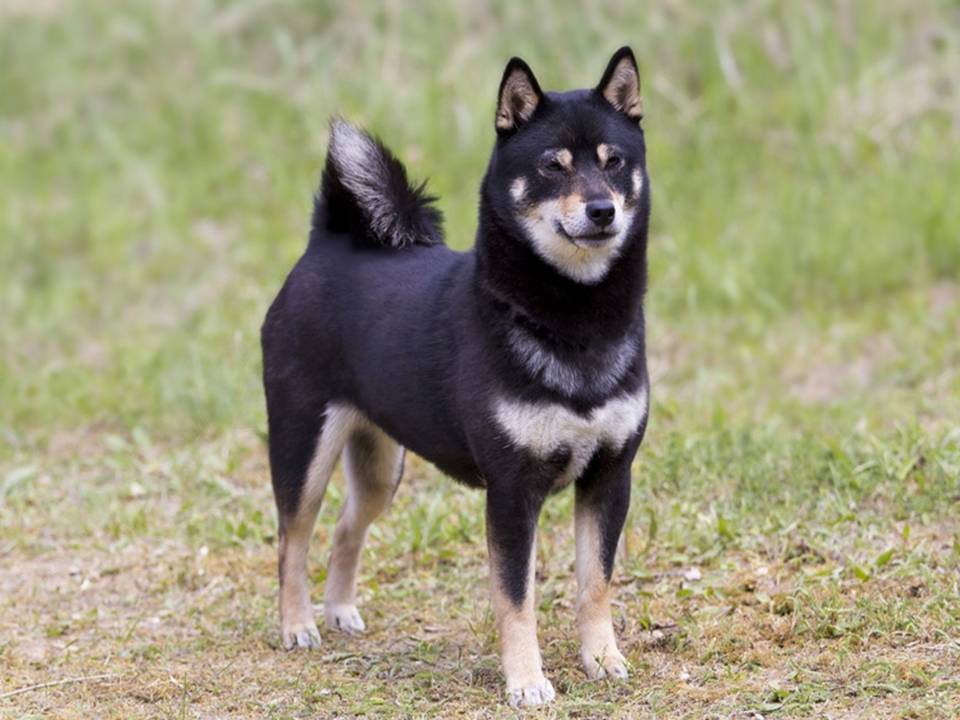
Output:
[[493, 386, 648, 487]]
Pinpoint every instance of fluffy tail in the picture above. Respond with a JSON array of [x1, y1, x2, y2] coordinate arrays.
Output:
[[314, 119, 444, 248]]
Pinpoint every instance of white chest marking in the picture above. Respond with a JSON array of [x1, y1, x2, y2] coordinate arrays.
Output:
[[494, 386, 649, 486]]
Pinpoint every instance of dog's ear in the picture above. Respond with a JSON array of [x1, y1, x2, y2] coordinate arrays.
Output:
[[495, 57, 543, 134], [597, 47, 642, 121]]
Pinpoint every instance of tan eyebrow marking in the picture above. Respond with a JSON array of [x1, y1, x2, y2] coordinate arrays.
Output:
[[555, 148, 573, 170], [597, 143, 611, 165]]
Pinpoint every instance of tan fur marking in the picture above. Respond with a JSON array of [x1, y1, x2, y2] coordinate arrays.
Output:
[[632, 168, 643, 198], [278, 516, 321, 647], [278, 405, 365, 649], [555, 148, 573, 170], [520, 192, 584, 222], [559, 191, 584, 217], [490, 537, 541, 685], [575, 502, 627, 680], [597, 143, 610, 166], [277, 404, 404, 649], [510, 176, 527, 203], [324, 427, 403, 634], [488, 528, 554, 706], [602, 58, 643, 119]]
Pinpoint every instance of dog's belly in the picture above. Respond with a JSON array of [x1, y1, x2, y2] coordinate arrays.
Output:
[[360, 420, 481, 487], [421, 451, 484, 488], [493, 384, 648, 488]]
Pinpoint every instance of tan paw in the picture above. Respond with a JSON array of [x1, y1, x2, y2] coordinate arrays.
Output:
[[281, 620, 321, 650], [324, 603, 366, 635], [582, 648, 629, 680], [506, 676, 556, 708]]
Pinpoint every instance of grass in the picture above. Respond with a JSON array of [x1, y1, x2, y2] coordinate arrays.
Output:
[[1, 0, 959, 717]]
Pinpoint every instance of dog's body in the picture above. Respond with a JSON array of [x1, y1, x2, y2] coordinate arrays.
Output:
[[262, 48, 651, 707]]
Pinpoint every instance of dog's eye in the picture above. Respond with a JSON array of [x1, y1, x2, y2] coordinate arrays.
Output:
[[543, 158, 566, 174], [540, 150, 572, 176], [605, 154, 623, 170]]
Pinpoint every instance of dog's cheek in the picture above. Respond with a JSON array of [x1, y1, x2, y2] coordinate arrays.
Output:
[[524, 198, 556, 226], [510, 177, 528, 204], [631, 168, 644, 200]]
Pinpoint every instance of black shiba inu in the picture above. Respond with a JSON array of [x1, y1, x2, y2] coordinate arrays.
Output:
[[261, 47, 650, 708]]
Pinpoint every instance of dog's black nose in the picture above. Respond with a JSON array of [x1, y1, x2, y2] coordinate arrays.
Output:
[[585, 200, 615, 228]]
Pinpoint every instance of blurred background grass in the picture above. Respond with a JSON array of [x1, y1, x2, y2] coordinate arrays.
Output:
[[2, 0, 957, 446], [2, 2, 960, 716]]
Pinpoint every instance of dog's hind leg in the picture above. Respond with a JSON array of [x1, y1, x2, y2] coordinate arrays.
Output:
[[324, 423, 404, 634], [271, 403, 362, 650]]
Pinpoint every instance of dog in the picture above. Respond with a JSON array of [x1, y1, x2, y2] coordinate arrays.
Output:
[[261, 46, 650, 708]]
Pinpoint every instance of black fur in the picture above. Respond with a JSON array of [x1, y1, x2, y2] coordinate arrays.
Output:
[[317, 120, 444, 248], [263, 49, 650, 620]]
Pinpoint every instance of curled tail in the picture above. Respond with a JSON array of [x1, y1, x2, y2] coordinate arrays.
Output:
[[314, 119, 444, 248]]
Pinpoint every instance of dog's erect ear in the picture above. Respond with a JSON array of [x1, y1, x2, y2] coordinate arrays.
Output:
[[597, 47, 642, 121], [495, 57, 543, 134]]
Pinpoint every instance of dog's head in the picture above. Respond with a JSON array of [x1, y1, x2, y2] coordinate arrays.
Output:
[[484, 47, 648, 285]]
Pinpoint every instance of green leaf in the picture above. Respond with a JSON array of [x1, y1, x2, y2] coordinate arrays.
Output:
[[896, 456, 918, 481], [717, 514, 735, 542], [875, 548, 895, 568], [2, 465, 37, 498]]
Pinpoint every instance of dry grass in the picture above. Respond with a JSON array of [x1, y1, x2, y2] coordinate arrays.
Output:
[[3, 422, 959, 718]]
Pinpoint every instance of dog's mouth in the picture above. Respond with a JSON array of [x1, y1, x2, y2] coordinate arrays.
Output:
[[555, 224, 616, 247]]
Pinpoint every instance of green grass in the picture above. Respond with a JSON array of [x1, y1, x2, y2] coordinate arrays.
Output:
[[1, 0, 959, 717]]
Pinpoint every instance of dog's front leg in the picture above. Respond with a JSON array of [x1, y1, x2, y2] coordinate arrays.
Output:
[[486, 482, 555, 708], [574, 446, 635, 680]]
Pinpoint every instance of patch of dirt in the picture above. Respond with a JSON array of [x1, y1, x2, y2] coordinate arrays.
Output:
[[787, 333, 897, 405], [929, 280, 959, 320], [0, 0, 62, 19]]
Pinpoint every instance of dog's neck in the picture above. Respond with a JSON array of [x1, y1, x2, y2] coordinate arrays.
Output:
[[473, 191, 648, 346]]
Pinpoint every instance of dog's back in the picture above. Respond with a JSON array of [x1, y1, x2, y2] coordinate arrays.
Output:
[[261, 121, 482, 512]]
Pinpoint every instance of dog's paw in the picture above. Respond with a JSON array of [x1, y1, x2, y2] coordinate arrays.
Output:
[[506, 677, 556, 709], [324, 603, 366, 635], [281, 621, 321, 650], [582, 649, 629, 681]]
